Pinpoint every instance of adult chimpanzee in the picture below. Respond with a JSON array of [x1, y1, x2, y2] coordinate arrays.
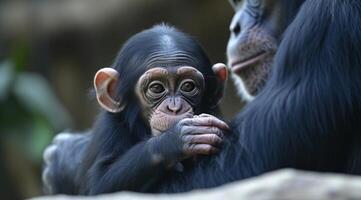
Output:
[[227, 0, 305, 101], [147, 0, 361, 192], [42, 25, 229, 195]]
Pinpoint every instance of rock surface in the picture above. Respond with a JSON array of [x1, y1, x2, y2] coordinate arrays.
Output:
[[30, 169, 361, 200]]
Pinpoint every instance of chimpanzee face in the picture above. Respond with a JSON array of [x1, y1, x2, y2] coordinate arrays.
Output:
[[136, 66, 205, 136], [93, 62, 227, 137], [94, 63, 228, 138], [92, 26, 228, 137], [227, 0, 279, 100]]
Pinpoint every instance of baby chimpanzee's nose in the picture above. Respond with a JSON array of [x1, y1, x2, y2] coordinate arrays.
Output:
[[166, 97, 183, 114]]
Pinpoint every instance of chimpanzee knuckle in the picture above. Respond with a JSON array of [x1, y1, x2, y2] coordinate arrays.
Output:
[[183, 135, 193, 144], [189, 143, 197, 153], [215, 134, 223, 144], [217, 131, 225, 139], [43, 145, 58, 165], [193, 117, 209, 126], [214, 118, 226, 127], [187, 118, 197, 126], [180, 126, 192, 135], [209, 134, 221, 145], [207, 126, 217, 134], [189, 136, 198, 144], [210, 126, 219, 133], [193, 118, 204, 126], [199, 113, 212, 118], [184, 143, 197, 155], [53, 133, 73, 144], [206, 117, 214, 126], [213, 128, 224, 137], [205, 115, 221, 125], [210, 134, 218, 144], [190, 143, 198, 151], [179, 118, 191, 126]]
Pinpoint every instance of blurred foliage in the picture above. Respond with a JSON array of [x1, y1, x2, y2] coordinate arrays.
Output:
[[0, 60, 71, 161], [0, 59, 71, 199]]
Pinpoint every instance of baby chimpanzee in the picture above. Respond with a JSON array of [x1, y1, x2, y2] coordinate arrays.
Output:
[[42, 24, 229, 195]]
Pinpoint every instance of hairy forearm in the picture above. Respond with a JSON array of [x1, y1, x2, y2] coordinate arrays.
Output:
[[87, 135, 180, 194]]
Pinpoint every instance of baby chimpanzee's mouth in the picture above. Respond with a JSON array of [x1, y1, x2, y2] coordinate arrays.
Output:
[[150, 110, 194, 136]]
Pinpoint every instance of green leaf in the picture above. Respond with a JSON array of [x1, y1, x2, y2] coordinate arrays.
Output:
[[13, 72, 72, 131], [0, 61, 15, 101], [29, 116, 54, 161]]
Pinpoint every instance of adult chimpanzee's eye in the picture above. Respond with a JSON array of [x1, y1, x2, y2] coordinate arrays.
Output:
[[181, 81, 196, 92], [149, 83, 165, 93]]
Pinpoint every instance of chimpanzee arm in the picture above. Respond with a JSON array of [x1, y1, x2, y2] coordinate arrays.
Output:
[[86, 138, 168, 194], [42, 132, 91, 194], [85, 115, 229, 195], [155, 102, 352, 193]]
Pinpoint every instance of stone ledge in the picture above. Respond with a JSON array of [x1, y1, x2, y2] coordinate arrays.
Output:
[[30, 169, 361, 200]]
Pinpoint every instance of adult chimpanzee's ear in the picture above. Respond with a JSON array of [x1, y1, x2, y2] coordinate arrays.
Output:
[[212, 63, 228, 105], [94, 68, 125, 113]]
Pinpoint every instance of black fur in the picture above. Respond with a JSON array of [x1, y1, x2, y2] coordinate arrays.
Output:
[[150, 0, 361, 192], [42, 132, 90, 194], [42, 25, 223, 195], [277, 0, 305, 35]]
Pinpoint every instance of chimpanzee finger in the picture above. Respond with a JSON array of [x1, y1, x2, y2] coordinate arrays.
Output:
[[43, 145, 57, 165], [198, 113, 213, 118], [188, 116, 229, 130], [184, 143, 219, 155], [182, 126, 224, 138], [184, 134, 223, 147], [198, 114, 230, 133]]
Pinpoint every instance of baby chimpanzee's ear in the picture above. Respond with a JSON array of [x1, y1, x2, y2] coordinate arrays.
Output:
[[212, 63, 228, 105], [94, 68, 125, 113]]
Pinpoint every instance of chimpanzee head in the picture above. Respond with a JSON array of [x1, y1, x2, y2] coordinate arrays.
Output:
[[227, 0, 304, 101], [93, 25, 227, 135]]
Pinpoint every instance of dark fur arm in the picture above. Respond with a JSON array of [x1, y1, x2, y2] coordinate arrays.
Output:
[[85, 115, 228, 195], [42, 132, 91, 194], [155, 0, 361, 192], [85, 130, 183, 195]]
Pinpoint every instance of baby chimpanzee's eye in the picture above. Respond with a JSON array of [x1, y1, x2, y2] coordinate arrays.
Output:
[[181, 81, 196, 92], [149, 83, 165, 93]]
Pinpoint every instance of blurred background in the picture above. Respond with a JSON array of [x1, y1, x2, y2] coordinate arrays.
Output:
[[0, 0, 242, 199]]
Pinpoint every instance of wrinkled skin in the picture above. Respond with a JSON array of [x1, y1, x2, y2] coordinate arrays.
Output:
[[155, 114, 229, 160], [136, 66, 205, 136], [227, 0, 304, 100]]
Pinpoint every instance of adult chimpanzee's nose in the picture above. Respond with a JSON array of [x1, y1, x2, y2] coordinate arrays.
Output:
[[166, 97, 182, 114]]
